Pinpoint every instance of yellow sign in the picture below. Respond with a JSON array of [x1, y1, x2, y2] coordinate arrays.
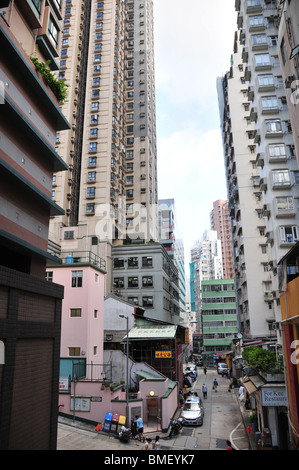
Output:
[[155, 351, 172, 358], [185, 329, 189, 344]]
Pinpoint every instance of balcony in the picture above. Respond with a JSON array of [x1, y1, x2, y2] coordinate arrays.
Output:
[[61, 250, 106, 271], [246, 1, 262, 14]]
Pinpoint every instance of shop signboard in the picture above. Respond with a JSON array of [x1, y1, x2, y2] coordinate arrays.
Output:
[[261, 387, 287, 407]]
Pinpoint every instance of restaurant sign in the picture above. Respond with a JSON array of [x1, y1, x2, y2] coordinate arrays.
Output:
[[261, 387, 287, 407]]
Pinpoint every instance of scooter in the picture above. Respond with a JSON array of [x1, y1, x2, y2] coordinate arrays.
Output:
[[168, 418, 183, 438]]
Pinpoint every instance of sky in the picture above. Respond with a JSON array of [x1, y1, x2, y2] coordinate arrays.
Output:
[[153, 0, 237, 264]]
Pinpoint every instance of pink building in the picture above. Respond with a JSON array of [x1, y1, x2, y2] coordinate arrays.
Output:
[[47, 258, 105, 371]]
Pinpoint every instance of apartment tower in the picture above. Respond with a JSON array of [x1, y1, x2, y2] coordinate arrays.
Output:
[[0, 0, 69, 449], [210, 199, 234, 279], [218, 0, 299, 343], [49, 0, 158, 293]]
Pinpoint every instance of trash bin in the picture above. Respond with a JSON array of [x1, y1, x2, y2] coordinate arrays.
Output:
[[117, 415, 126, 433], [111, 413, 119, 433], [103, 412, 113, 432]]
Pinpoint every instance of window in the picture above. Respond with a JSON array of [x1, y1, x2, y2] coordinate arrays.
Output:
[[265, 119, 282, 133], [142, 256, 153, 267], [114, 277, 124, 288], [258, 74, 274, 87], [272, 169, 290, 187], [114, 257, 124, 268], [87, 186, 95, 198], [70, 308, 82, 317], [262, 96, 278, 110], [255, 54, 270, 67], [72, 271, 83, 287], [46, 271, 53, 282], [69, 347, 80, 356], [90, 128, 98, 137], [143, 296, 153, 307], [280, 226, 299, 244], [128, 296, 139, 305], [252, 34, 267, 45], [128, 277, 138, 288], [268, 144, 286, 160], [89, 142, 97, 152], [48, 16, 59, 47], [142, 276, 153, 287], [86, 203, 95, 214], [89, 156, 97, 166], [249, 15, 264, 27], [88, 171, 96, 182], [124, 257, 137, 269], [276, 197, 294, 213]]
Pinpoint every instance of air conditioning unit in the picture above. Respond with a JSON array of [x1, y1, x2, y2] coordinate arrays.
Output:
[[285, 75, 295, 88]]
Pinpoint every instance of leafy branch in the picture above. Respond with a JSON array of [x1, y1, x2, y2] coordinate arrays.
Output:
[[30, 56, 69, 104], [242, 346, 283, 374]]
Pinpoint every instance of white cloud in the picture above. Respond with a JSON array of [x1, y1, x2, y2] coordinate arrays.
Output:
[[153, 0, 237, 261], [158, 127, 227, 260]]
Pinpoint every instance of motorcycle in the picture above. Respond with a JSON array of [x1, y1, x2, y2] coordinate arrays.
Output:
[[168, 418, 183, 438]]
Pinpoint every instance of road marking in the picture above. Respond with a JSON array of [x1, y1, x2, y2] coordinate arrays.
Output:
[[230, 422, 243, 450]]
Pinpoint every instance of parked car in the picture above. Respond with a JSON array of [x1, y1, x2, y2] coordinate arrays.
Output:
[[217, 363, 228, 375], [181, 397, 204, 426], [185, 365, 197, 377]]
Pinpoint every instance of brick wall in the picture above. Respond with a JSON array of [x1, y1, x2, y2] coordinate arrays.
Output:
[[0, 265, 64, 450]]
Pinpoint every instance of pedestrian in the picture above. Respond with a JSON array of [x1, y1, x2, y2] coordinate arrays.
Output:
[[155, 435, 160, 450], [226, 440, 233, 450], [136, 415, 144, 442], [204, 366, 207, 375], [144, 438, 152, 450], [202, 384, 207, 399], [213, 378, 218, 392]]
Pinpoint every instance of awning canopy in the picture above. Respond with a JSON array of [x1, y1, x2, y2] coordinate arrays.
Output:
[[127, 325, 177, 340]]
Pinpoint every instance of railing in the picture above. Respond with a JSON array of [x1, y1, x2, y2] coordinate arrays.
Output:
[[73, 362, 112, 382], [61, 250, 106, 271]]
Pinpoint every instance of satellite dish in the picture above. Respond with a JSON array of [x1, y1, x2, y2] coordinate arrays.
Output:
[[237, 333, 243, 339]]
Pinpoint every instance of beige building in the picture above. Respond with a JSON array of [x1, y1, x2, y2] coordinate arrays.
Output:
[[277, 1, 299, 170], [48, 0, 158, 294], [210, 200, 234, 279], [218, 0, 299, 342]]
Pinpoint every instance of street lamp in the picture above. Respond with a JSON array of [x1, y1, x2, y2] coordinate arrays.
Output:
[[119, 314, 129, 426]]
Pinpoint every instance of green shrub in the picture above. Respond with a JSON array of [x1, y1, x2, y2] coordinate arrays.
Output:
[[242, 346, 281, 373], [30, 56, 69, 103]]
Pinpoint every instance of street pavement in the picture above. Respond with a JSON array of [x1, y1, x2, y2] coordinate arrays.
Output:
[[57, 368, 250, 452]]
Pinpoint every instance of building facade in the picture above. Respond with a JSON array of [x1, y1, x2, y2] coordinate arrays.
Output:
[[0, 0, 69, 449], [210, 200, 234, 280], [201, 279, 237, 363], [112, 243, 180, 325], [158, 198, 186, 315], [219, 0, 299, 345], [49, 0, 158, 294]]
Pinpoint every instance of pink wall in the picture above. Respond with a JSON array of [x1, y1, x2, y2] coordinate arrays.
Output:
[[47, 265, 105, 365]]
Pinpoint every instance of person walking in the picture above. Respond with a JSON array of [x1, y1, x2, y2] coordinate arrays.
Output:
[[202, 384, 207, 399], [203, 366, 207, 375], [136, 415, 144, 442], [155, 435, 160, 450], [213, 378, 218, 392]]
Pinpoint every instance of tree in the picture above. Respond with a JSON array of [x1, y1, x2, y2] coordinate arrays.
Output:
[[242, 346, 279, 373]]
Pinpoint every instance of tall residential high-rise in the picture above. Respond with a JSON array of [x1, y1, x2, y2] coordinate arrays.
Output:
[[210, 200, 234, 279], [218, 0, 299, 344], [48, 0, 158, 294], [190, 231, 223, 325], [158, 198, 186, 314], [0, 0, 69, 449]]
